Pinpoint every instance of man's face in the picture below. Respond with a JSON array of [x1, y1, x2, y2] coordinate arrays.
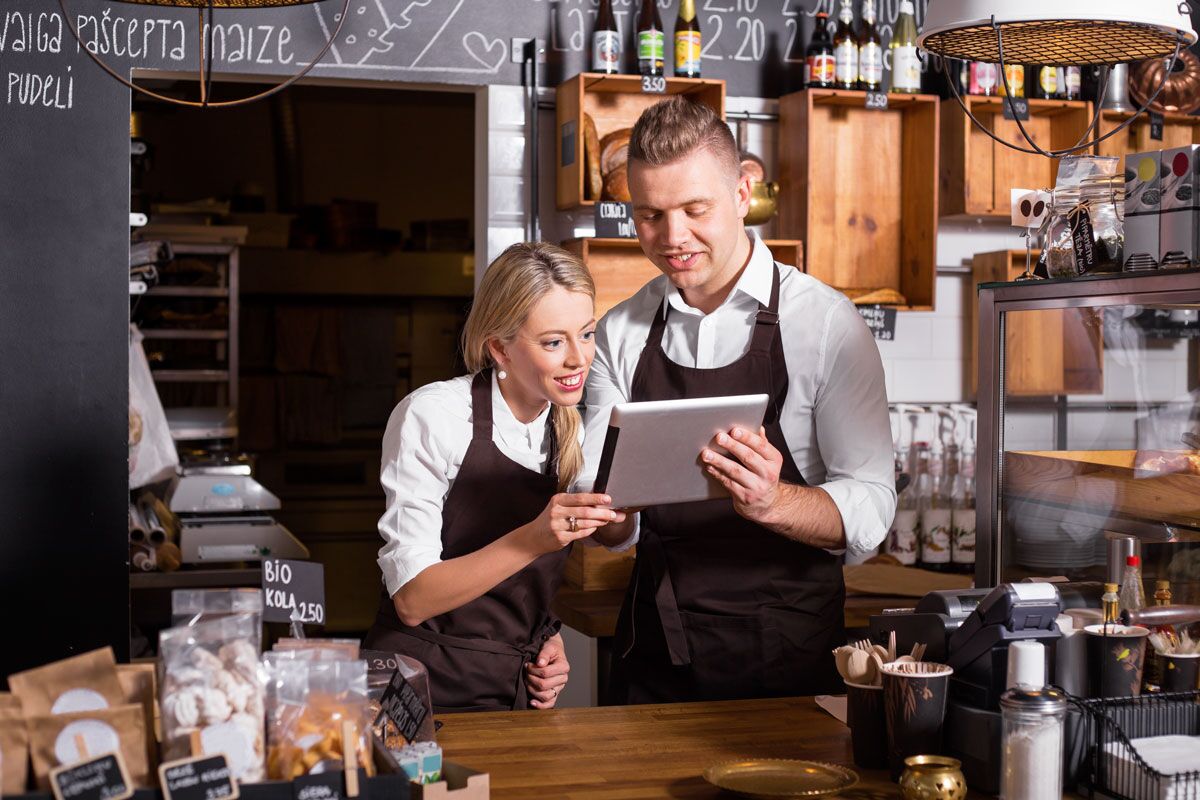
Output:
[[628, 146, 752, 299]]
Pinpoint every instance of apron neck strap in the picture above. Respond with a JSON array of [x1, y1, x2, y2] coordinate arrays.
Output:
[[471, 369, 494, 441]]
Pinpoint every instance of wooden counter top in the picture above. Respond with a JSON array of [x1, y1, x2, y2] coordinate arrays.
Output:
[[438, 697, 960, 798]]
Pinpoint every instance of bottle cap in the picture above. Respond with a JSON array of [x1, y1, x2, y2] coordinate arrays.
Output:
[[1104, 582, 1118, 593], [1156, 580, 1170, 590], [1126, 555, 1140, 567]]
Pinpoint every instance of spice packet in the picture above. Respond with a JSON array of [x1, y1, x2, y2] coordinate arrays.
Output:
[[273, 639, 360, 660], [158, 613, 265, 783], [117, 663, 159, 772], [171, 588, 264, 627], [8, 648, 126, 716], [265, 658, 372, 780], [361, 650, 436, 748], [0, 695, 30, 794], [27, 703, 150, 789]]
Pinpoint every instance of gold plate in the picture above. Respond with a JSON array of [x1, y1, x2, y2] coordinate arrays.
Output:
[[703, 759, 858, 799]]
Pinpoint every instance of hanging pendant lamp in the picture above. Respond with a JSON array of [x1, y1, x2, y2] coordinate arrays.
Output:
[[59, 0, 350, 108], [918, 0, 1198, 157]]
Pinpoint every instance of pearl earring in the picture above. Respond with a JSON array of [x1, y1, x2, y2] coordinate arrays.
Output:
[[497, 370, 508, 380]]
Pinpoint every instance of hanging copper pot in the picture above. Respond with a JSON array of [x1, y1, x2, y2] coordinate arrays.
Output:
[[1130, 50, 1200, 115]]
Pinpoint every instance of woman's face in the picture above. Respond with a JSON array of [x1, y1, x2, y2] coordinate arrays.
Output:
[[490, 285, 596, 420]]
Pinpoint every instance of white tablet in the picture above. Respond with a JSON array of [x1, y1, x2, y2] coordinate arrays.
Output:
[[592, 394, 770, 508]]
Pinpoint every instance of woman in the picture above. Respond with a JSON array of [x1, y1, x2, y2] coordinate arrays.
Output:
[[363, 242, 624, 712]]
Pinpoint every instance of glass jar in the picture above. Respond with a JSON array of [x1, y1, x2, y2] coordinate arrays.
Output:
[[1000, 687, 1067, 800], [1045, 175, 1124, 279]]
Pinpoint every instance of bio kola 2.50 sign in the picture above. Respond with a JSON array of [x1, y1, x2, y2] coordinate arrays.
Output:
[[262, 558, 325, 625]]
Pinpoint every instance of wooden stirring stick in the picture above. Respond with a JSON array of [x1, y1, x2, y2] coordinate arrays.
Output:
[[342, 721, 359, 798]]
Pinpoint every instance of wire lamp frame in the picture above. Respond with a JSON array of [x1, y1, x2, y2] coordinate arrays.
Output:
[[922, 3, 1197, 157], [58, 0, 351, 108]]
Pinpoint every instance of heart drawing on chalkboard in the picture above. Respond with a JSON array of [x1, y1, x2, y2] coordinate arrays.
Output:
[[462, 31, 506, 72]]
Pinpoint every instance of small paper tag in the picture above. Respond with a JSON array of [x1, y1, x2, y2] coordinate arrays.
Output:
[[159, 754, 239, 800], [378, 668, 429, 744], [857, 306, 897, 341], [1069, 206, 1098, 274], [865, 91, 888, 110], [561, 120, 576, 168], [594, 201, 636, 238], [50, 752, 133, 800], [1001, 97, 1030, 121]]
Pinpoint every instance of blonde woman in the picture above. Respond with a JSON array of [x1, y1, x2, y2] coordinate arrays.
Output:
[[363, 242, 624, 712]]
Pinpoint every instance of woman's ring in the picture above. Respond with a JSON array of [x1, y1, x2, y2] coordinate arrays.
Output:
[[567, 516, 577, 533]]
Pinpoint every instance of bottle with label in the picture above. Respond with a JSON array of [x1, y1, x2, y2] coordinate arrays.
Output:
[[890, 0, 921, 94], [969, 62, 998, 96], [920, 446, 953, 571], [1119, 555, 1146, 613], [592, 0, 621, 74], [1035, 65, 1057, 99], [857, 0, 883, 92], [886, 447, 919, 566], [951, 450, 976, 575], [997, 64, 1025, 97], [806, 12, 835, 88], [1101, 582, 1120, 625], [636, 0, 664, 77], [674, 0, 701, 78], [833, 0, 858, 90], [1063, 66, 1082, 100]]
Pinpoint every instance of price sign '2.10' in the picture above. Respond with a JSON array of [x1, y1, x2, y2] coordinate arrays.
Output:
[[262, 558, 326, 625]]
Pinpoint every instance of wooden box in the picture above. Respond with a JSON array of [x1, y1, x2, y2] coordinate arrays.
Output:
[[555, 73, 725, 210], [778, 89, 938, 311], [1096, 110, 1200, 161], [970, 250, 1103, 396], [411, 762, 490, 799], [563, 238, 804, 317], [564, 542, 635, 591], [941, 97, 1092, 219]]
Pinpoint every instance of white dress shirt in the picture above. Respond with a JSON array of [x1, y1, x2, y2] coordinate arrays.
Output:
[[582, 233, 897, 556], [376, 372, 560, 596]]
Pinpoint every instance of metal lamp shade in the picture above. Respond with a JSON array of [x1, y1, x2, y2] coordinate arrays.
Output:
[[918, 0, 1197, 65]]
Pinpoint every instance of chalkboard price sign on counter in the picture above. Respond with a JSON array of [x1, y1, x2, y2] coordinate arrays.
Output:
[[49, 753, 134, 800], [159, 755, 238, 800], [262, 558, 325, 625]]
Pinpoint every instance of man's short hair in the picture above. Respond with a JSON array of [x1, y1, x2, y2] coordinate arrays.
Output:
[[628, 96, 740, 183]]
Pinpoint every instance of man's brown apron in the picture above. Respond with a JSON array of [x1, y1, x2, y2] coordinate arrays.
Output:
[[365, 369, 568, 713], [607, 268, 846, 704]]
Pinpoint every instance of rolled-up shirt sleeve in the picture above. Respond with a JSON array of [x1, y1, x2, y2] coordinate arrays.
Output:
[[812, 301, 898, 556], [377, 393, 454, 596]]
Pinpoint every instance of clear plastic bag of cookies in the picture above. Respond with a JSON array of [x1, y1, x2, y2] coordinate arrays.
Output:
[[158, 612, 265, 783]]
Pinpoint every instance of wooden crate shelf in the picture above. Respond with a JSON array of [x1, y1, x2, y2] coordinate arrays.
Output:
[[941, 97, 1092, 219], [1096, 109, 1200, 162], [555, 73, 725, 211], [778, 88, 938, 312], [563, 238, 803, 318], [970, 250, 1104, 397]]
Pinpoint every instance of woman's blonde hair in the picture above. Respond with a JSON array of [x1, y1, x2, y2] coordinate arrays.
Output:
[[462, 242, 595, 492]]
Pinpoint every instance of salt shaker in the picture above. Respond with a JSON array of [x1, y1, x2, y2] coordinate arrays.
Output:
[[999, 686, 1067, 800]]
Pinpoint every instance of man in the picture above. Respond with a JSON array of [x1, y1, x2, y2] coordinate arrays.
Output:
[[586, 96, 896, 704]]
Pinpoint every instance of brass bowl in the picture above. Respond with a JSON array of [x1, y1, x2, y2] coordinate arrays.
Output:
[[745, 180, 779, 226], [898, 755, 967, 800]]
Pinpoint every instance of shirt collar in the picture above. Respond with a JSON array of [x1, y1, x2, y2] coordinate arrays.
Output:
[[490, 369, 550, 448], [664, 231, 775, 317]]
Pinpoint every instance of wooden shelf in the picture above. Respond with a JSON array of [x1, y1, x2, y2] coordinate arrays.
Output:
[[555, 72, 725, 210], [562, 238, 803, 318], [970, 250, 1104, 397], [141, 329, 229, 340], [941, 97, 1092, 219], [146, 286, 229, 298], [1096, 109, 1200, 163], [151, 369, 231, 382], [239, 247, 474, 297], [779, 88, 938, 311]]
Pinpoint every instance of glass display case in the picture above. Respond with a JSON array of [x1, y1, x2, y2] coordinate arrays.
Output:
[[976, 269, 1200, 606]]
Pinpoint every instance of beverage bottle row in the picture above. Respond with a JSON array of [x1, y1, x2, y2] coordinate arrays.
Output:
[[806, 0, 898, 93], [953, 61, 1082, 100], [592, 0, 703, 79], [886, 442, 975, 574]]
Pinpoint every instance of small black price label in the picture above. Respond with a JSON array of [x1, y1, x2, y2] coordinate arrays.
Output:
[[857, 306, 897, 341], [640, 74, 666, 94], [262, 558, 325, 625], [560, 120, 576, 167], [1069, 207, 1097, 275], [593, 201, 636, 238], [865, 91, 888, 110], [1001, 97, 1030, 121], [293, 769, 368, 800], [50, 752, 133, 800], [158, 755, 238, 800], [1150, 111, 1165, 141], [378, 668, 429, 744]]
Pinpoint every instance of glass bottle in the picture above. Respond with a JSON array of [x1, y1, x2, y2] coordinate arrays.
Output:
[[592, 0, 620, 74], [1063, 66, 1082, 100], [1119, 555, 1146, 614], [970, 62, 998, 96], [919, 446, 952, 571], [1035, 65, 1058, 99], [674, 0, 701, 78], [997, 64, 1025, 97], [1000, 687, 1067, 800], [1101, 582, 1120, 625], [806, 12, 835, 88], [886, 446, 919, 566], [636, 0, 664, 77], [833, 0, 858, 90], [1154, 580, 1172, 606], [857, 0, 882, 92], [951, 449, 976, 575], [889, 0, 921, 94]]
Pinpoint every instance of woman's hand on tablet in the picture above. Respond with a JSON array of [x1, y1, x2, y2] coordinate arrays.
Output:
[[702, 426, 784, 524], [525, 493, 626, 555]]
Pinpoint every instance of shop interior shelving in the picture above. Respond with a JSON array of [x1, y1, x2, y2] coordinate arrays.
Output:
[[556, 72, 725, 210], [1095, 108, 1200, 162], [562, 237, 803, 317], [778, 88, 938, 311], [970, 249, 1104, 397], [940, 97, 1092, 219]]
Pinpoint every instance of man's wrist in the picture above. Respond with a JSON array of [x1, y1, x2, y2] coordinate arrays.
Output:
[[751, 482, 794, 530]]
